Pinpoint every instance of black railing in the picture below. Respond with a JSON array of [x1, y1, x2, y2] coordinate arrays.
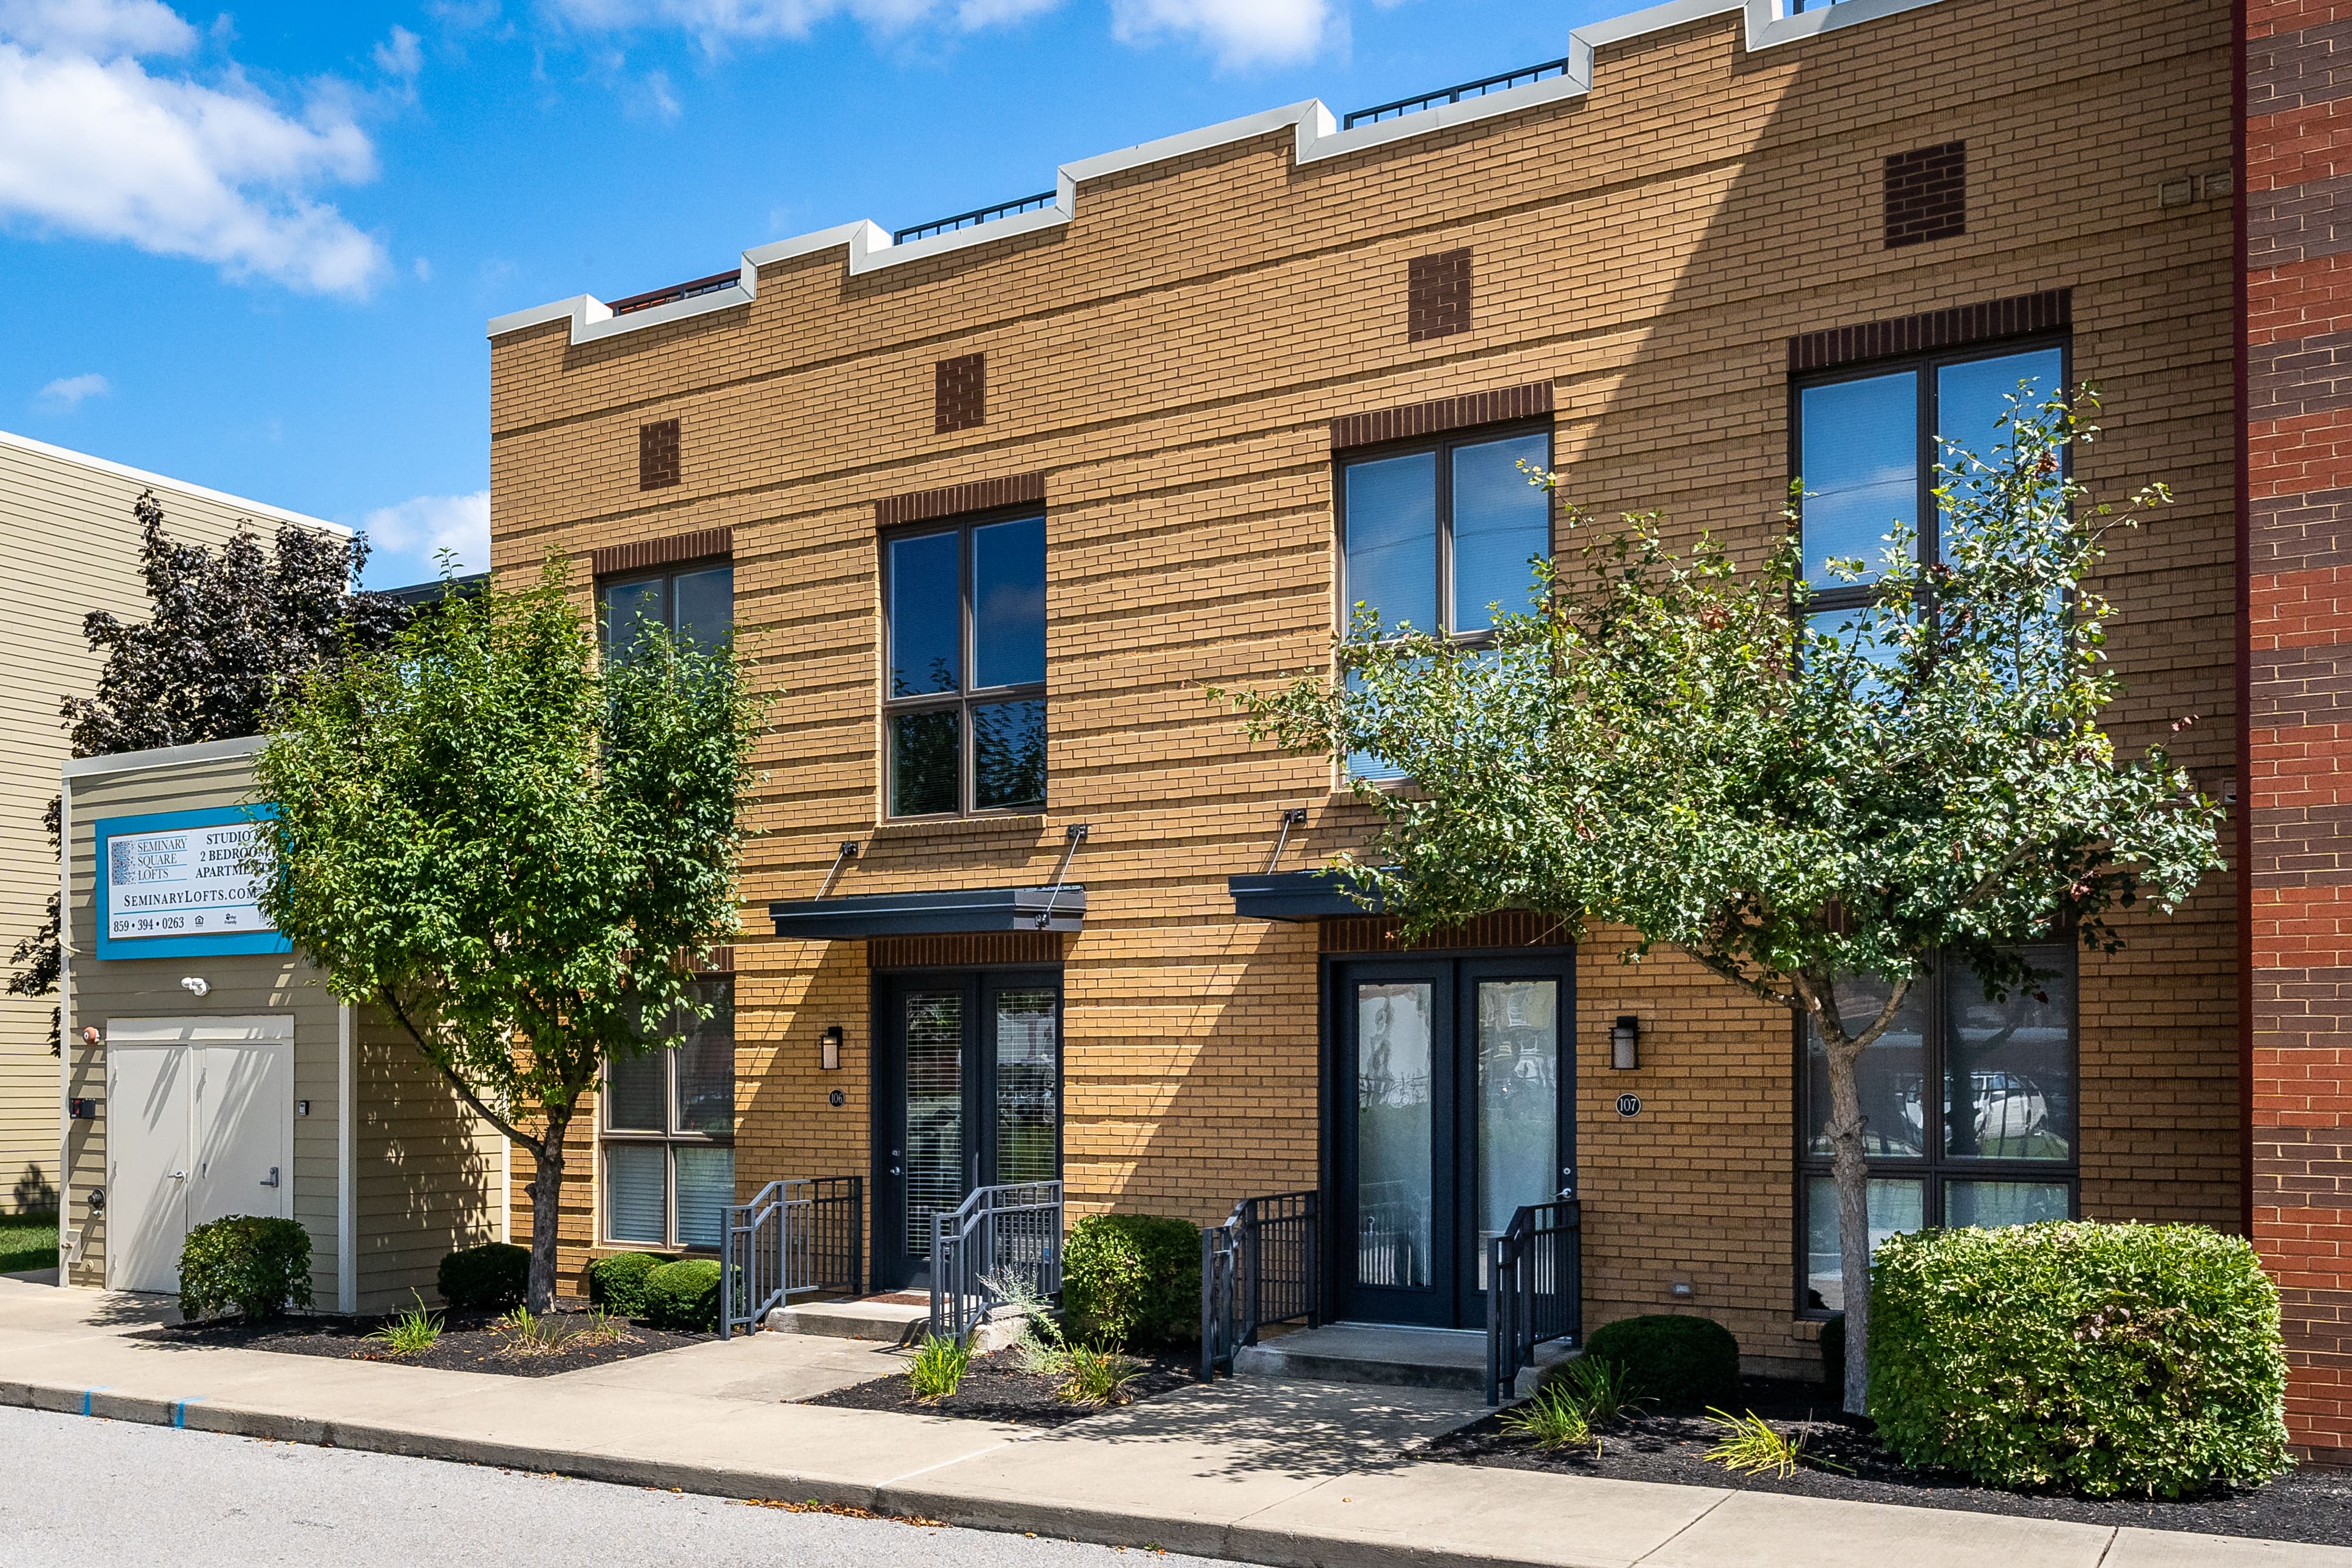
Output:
[[1200, 1190, 1321, 1380], [930, 1180, 1063, 1342], [1485, 1196, 1582, 1405], [894, 192, 1058, 246], [1344, 56, 1575, 130], [720, 1175, 862, 1339], [608, 269, 741, 317]]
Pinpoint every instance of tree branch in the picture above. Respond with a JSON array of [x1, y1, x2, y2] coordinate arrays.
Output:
[[1679, 945, 1799, 1012], [377, 985, 544, 1158]]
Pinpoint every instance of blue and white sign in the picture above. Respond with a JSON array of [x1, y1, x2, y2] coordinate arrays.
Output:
[[93, 806, 290, 960]]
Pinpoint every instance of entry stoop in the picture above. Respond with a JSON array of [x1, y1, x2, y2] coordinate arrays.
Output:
[[764, 1296, 930, 1343], [1231, 1323, 1573, 1398]]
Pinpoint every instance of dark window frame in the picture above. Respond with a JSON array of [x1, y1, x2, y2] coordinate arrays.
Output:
[[878, 504, 1049, 820], [1789, 332, 2071, 617], [1334, 416, 1555, 645], [596, 556, 734, 663], [600, 974, 736, 1254], [1790, 948, 2082, 1320]]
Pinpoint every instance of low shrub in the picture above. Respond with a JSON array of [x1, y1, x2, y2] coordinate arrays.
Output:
[[437, 1242, 530, 1312], [587, 1251, 667, 1318], [1060, 1213, 1200, 1348], [1870, 1221, 2291, 1498], [640, 1258, 722, 1332], [1581, 1315, 1741, 1411], [178, 1215, 313, 1322]]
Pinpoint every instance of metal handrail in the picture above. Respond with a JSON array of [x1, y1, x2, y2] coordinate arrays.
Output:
[[1485, 1196, 1582, 1405], [929, 1180, 1063, 1341], [1343, 56, 1575, 129], [894, 192, 1058, 246], [1200, 1190, 1320, 1380], [719, 1175, 862, 1339], [609, 269, 742, 317]]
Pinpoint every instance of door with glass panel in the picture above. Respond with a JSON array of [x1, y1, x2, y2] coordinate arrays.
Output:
[[874, 971, 1061, 1290], [1333, 955, 1572, 1329]]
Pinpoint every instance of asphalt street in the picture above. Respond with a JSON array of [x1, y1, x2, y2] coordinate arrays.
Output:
[[0, 1405, 1244, 1567]]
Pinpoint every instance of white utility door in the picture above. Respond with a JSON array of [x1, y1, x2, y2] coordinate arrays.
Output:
[[106, 1017, 295, 1293]]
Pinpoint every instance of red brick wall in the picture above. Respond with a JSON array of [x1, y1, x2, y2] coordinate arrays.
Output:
[[2245, 0, 2352, 1465]]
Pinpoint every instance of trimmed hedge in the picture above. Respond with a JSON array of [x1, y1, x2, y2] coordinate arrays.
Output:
[[178, 1215, 313, 1322], [437, 1242, 529, 1312], [588, 1251, 669, 1319], [1580, 1315, 1741, 1410], [1061, 1213, 1200, 1348], [642, 1258, 722, 1332], [1870, 1221, 2291, 1498]]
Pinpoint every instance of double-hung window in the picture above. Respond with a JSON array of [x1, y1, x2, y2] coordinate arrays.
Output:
[[599, 560, 734, 663], [1796, 947, 2079, 1313], [1337, 425, 1552, 776], [602, 978, 735, 1251], [881, 511, 1047, 818]]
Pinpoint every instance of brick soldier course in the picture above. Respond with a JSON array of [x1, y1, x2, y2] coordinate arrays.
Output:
[[487, 0, 2252, 1400]]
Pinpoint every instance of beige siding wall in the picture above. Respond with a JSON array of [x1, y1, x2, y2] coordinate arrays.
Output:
[[1, 431, 343, 1216], [355, 1008, 506, 1314]]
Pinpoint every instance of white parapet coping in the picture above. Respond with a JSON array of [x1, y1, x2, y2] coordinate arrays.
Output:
[[486, 0, 1945, 346]]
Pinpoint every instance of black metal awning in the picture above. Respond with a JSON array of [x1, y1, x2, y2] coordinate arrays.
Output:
[[768, 884, 1087, 940], [1227, 870, 1384, 922]]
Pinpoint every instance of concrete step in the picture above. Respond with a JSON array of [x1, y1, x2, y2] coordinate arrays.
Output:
[[764, 1298, 928, 1343], [1232, 1322, 1573, 1397]]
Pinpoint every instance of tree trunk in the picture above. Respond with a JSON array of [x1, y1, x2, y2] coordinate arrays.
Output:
[[1822, 1038, 1872, 1416], [523, 1115, 568, 1315]]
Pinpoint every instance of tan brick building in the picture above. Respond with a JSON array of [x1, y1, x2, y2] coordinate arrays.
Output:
[[488, 0, 2244, 1393]]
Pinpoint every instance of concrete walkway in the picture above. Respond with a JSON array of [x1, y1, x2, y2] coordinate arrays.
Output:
[[0, 1277, 2337, 1568]]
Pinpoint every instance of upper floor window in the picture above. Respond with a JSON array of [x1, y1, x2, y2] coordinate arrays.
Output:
[[600, 561, 733, 664], [603, 977, 734, 1252], [1795, 340, 2066, 629], [1339, 426, 1552, 640], [882, 511, 1047, 818]]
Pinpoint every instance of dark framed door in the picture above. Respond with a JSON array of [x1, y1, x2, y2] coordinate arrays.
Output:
[[873, 969, 1061, 1290], [1332, 954, 1572, 1328]]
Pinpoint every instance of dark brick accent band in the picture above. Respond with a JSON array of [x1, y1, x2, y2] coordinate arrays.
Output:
[[869, 931, 1063, 968], [2252, 486, 2352, 572], [1408, 248, 1472, 342], [590, 526, 731, 579], [875, 470, 1047, 530], [1320, 910, 1576, 954], [1329, 381, 1554, 452], [2250, 327, 2352, 423], [638, 418, 680, 491], [2248, 172, 2352, 271], [2248, 641, 2352, 728], [936, 352, 986, 434], [1883, 141, 1967, 249], [2254, 1127, 2352, 1208], [2249, 15, 2352, 118], [1788, 288, 2071, 374]]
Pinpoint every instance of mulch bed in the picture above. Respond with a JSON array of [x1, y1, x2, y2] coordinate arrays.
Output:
[[803, 1347, 1197, 1428], [1426, 1375, 2352, 1548], [135, 1304, 712, 1378]]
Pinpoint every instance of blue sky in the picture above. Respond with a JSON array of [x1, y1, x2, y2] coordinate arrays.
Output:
[[1, 0, 1612, 589]]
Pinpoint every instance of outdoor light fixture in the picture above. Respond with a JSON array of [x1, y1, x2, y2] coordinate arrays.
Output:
[[180, 976, 210, 998], [1611, 1015, 1639, 1071], [821, 1026, 843, 1071]]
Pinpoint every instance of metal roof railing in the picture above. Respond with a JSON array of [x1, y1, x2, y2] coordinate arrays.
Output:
[[893, 190, 1058, 246], [1342, 55, 1575, 130], [607, 269, 743, 317]]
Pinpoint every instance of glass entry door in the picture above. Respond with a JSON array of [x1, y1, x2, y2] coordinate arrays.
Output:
[[1333, 955, 1571, 1328], [874, 970, 1061, 1290]]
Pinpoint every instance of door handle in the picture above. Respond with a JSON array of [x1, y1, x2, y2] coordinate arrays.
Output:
[[260, 1166, 280, 1189], [168, 1171, 187, 1181]]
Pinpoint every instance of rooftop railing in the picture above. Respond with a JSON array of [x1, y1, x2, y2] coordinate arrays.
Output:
[[607, 269, 743, 317], [894, 191, 1058, 246], [1343, 55, 1575, 130]]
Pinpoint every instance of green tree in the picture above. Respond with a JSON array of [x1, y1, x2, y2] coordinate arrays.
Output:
[[1221, 392, 2223, 1413], [253, 562, 760, 1311]]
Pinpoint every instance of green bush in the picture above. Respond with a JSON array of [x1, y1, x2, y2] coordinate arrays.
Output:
[[641, 1258, 722, 1331], [587, 1251, 667, 1318], [1581, 1315, 1741, 1410], [437, 1242, 529, 1312], [178, 1215, 313, 1322], [1060, 1213, 1200, 1348], [1870, 1221, 2291, 1498]]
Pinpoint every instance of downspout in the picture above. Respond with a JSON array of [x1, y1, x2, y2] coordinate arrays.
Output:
[[54, 769, 71, 1288], [338, 1001, 356, 1314]]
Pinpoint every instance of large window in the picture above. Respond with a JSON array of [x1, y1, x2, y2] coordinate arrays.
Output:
[[1795, 339, 2065, 638], [599, 561, 733, 663], [881, 511, 1047, 818], [602, 978, 734, 1251], [1796, 946, 2078, 1313]]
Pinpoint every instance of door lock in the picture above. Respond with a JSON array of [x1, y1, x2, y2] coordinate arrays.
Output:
[[260, 1166, 280, 1189]]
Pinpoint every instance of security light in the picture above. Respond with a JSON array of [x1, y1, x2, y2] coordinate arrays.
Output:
[[1611, 1015, 1639, 1071]]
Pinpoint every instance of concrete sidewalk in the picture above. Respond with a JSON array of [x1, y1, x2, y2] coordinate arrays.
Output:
[[0, 1276, 2336, 1568]]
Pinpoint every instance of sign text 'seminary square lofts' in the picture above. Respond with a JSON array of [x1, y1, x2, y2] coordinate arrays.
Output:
[[482, 0, 2331, 1449]]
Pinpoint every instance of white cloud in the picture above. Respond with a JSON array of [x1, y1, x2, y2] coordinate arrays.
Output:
[[412, 254, 431, 281], [0, 6, 386, 295], [361, 490, 490, 574], [373, 23, 422, 79], [545, 0, 1058, 45], [1110, 0, 1328, 64], [35, 371, 109, 407]]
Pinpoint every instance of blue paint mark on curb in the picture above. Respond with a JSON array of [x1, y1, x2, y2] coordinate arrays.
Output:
[[173, 1397, 205, 1428], [81, 1386, 108, 1416]]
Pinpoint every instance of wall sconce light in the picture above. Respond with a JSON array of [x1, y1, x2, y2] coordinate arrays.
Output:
[[180, 976, 210, 998], [820, 1026, 843, 1072], [1611, 1015, 1639, 1071]]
